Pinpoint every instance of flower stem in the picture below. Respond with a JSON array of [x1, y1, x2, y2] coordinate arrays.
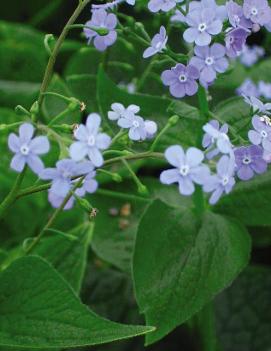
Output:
[[0, 168, 26, 221]]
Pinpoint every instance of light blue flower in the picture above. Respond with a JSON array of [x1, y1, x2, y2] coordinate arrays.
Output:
[[203, 121, 232, 155], [160, 145, 210, 196], [143, 26, 168, 58], [8, 123, 50, 175], [70, 113, 111, 167]]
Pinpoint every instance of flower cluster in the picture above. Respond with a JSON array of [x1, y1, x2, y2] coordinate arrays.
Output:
[[237, 79, 271, 99], [108, 103, 158, 141]]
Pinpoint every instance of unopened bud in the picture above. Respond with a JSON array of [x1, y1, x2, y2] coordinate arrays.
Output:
[[15, 105, 30, 116], [112, 173, 122, 182], [138, 184, 149, 195], [168, 115, 180, 126]]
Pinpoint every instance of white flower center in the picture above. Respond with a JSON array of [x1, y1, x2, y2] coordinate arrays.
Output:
[[251, 7, 258, 15], [221, 133, 229, 141], [261, 130, 268, 138], [20, 144, 30, 155], [198, 23, 207, 32], [221, 176, 229, 186], [233, 15, 240, 24], [179, 165, 190, 176], [179, 74, 187, 83], [242, 156, 251, 165], [155, 41, 162, 49], [205, 56, 214, 66], [87, 135, 96, 146], [133, 120, 140, 128]]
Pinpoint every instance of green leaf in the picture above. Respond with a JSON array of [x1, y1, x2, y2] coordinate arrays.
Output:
[[0, 255, 154, 349], [33, 222, 93, 293], [133, 200, 251, 345], [0, 80, 39, 109], [215, 265, 271, 351], [215, 169, 271, 226]]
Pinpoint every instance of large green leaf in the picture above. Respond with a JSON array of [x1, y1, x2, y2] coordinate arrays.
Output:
[[33, 222, 93, 293], [215, 265, 271, 351], [215, 169, 271, 227], [0, 256, 154, 349], [133, 200, 251, 345]]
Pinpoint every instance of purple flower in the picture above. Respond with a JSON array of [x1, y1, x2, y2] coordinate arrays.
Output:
[[202, 120, 229, 159], [8, 123, 50, 175], [243, 95, 271, 114], [108, 103, 140, 121], [118, 113, 147, 141], [143, 26, 168, 58], [40, 159, 94, 198], [75, 171, 98, 197], [148, 0, 177, 13], [144, 120, 158, 139], [248, 115, 271, 151], [226, 0, 252, 28], [182, 0, 227, 22], [160, 145, 210, 196], [239, 44, 264, 66], [203, 155, 235, 204], [243, 0, 271, 25], [190, 44, 228, 84], [225, 27, 250, 58], [161, 63, 200, 98], [236, 78, 259, 97], [234, 145, 267, 180], [183, 8, 223, 46], [70, 113, 111, 167], [203, 121, 232, 155], [258, 81, 271, 99], [84, 9, 117, 52]]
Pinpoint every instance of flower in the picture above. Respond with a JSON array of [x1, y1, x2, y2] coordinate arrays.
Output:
[[84, 9, 117, 52], [40, 159, 94, 198], [203, 155, 235, 204], [75, 171, 99, 197], [190, 44, 228, 85], [143, 26, 168, 58], [48, 191, 75, 210], [160, 145, 210, 196], [8, 123, 50, 174], [108, 103, 140, 121], [239, 44, 264, 66], [258, 81, 271, 99], [161, 63, 200, 98], [202, 120, 229, 159], [243, 0, 271, 25], [144, 120, 158, 139], [181, 0, 227, 22], [183, 8, 223, 46], [226, 0, 252, 28], [70, 113, 111, 167], [203, 121, 232, 155], [234, 145, 267, 180], [236, 78, 259, 97], [92, 0, 135, 10], [118, 113, 147, 141], [248, 115, 271, 151], [225, 27, 250, 58], [243, 95, 271, 114], [148, 0, 178, 13]]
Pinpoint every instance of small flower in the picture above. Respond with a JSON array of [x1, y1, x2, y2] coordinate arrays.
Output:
[[161, 63, 200, 98], [108, 103, 140, 121], [202, 120, 229, 159], [148, 0, 178, 13], [75, 171, 99, 197], [84, 9, 117, 52], [190, 0, 227, 21], [243, 95, 271, 114], [203, 121, 232, 155], [40, 159, 94, 198], [236, 78, 259, 97], [203, 155, 235, 204], [70, 113, 111, 167], [258, 81, 271, 99], [118, 113, 147, 141], [190, 44, 228, 85], [243, 0, 271, 25], [226, 0, 252, 28], [234, 145, 267, 180], [144, 120, 158, 139], [248, 115, 271, 151], [143, 26, 168, 58], [8, 123, 50, 174], [48, 191, 75, 210], [239, 44, 264, 66], [160, 145, 210, 196], [225, 27, 250, 58], [183, 8, 223, 46]]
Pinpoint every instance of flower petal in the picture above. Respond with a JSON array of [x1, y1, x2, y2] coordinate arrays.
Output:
[[29, 136, 50, 155], [69, 141, 88, 161]]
